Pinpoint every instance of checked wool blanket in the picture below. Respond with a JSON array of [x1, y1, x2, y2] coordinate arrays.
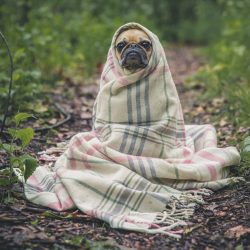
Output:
[[23, 23, 241, 237]]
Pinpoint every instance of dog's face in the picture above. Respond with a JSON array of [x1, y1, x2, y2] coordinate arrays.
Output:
[[115, 29, 152, 73]]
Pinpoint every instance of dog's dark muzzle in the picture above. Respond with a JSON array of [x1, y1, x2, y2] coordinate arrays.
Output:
[[121, 44, 148, 70]]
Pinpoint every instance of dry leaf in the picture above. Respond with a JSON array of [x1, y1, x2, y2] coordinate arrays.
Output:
[[48, 118, 57, 125], [219, 119, 228, 127], [196, 106, 204, 113], [225, 225, 250, 238], [212, 98, 224, 107], [80, 112, 92, 119], [215, 211, 226, 217]]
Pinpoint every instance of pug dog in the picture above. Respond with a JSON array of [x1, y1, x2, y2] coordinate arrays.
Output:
[[115, 29, 152, 73]]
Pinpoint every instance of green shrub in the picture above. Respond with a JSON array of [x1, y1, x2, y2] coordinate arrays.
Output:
[[193, 0, 250, 126], [0, 113, 38, 202], [0, 0, 222, 118]]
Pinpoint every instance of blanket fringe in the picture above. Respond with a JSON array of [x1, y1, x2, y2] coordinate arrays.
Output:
[[125, 189, 209, 238], [146, 189, 213, 236]]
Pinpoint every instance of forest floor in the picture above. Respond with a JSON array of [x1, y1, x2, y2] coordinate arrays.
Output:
[[0, 46, 249, 250]]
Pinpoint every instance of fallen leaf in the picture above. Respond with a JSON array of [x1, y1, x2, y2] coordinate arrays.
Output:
[[204, 202, 219, 211], [48, 118, 57, 125], [196, 106, 205, 113], [225, 225, 250, 238], [215, 211, 226, 217], [212, 98, 225, 107], [39, 154, 58, 162], [80, 112, 92, 119]]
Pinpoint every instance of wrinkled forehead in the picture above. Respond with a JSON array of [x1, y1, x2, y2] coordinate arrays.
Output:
[[115, 29, 150, 45]]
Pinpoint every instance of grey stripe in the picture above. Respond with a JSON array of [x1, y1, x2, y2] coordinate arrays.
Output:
[[127, 126, 139, 155], [119, 177, 151, 228], [135, 78, 150, 155], [162, 59, 169, 127], [103, 127, 176, 148], [108, 172, 138, 213], [111, 188, 131, 214], [97, 172, 135, 211], [127, 84, 133, 123], [138, 157, 147, 177], [159, 134, 165, 158], [119, 125, 130, 152], [135, 80, 142, 123], [108, 82, 114, 122], [95, 116, 183, 126], [128, 156, 136, 172], [101, 122, 186, 144], [147, 158, 157, 177], [65, 178, 135, 210], [133, 183, 157, 211], [136, 127, 149, 155], [144, 77, 150, 122], [111, 174, 142, 214], [32, 175, 55, 192]]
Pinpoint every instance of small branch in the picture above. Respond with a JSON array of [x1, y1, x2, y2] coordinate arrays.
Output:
[[0, 217, 28, 223], [29, 239, 78, 248], [34, 103, 72, 132], [24, 206, 48, 213], [0, 31, 14, 136]]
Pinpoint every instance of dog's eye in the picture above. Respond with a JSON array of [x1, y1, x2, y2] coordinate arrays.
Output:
[[116, 42, 126, 53], [140, 41, 151, 50]]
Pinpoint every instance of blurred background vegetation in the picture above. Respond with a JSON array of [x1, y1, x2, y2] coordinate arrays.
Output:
[[0, 0, 249, 126]]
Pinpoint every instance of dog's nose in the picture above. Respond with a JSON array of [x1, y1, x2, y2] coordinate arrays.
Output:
[[128, 43, 139, 49]]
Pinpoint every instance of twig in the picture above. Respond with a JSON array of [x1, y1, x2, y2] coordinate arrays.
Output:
[[34, 103, 72, 132], [0, 217, 28, 223], [29, 239, 79, 248], [24, 206, 48, 213], [0, 31, 13, 136]]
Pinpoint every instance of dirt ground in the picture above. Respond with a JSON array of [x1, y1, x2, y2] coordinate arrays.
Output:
[[0, 46, 249, 250]]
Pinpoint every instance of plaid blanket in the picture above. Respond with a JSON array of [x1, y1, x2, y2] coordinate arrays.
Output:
[[23, 23, 240, 237]]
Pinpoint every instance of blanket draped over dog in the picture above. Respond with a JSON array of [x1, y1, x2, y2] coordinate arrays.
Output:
[[24, 23, 240, 237]]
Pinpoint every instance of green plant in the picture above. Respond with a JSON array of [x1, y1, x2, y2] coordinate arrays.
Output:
[[229, 136, 250, 179], [0, 0, 223, 118], [190, 0, 250, 127], [239, 136, 250, 178], [0, 112, 38, 201]]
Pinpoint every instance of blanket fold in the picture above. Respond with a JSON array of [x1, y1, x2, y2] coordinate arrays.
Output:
[[23, 23, 241, 237]]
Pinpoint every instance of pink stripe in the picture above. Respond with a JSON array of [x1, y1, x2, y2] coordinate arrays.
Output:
[[127, 154, 138, 160], [72, 136, 82, 147], [166, 158, 192, 164], [80, 153, 92, 169], [86, 147, 96, 157], [183, 159, 192, 164], [69, 137, 93, 169], [82, 132, 95, 142], [111, 155, 127, 163], [183, 147, 192, 157], [150, 65, 169, 75], [47, 196, 74, 211], [92, 144, 112, 161], [207, 164, 217, 180], [198, 150, 225, 165], [124, 217, 152, 226], [28, 175, 43, 192], [68, 148, 77, 170]]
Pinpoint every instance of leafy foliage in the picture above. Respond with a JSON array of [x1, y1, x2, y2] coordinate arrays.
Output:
[[232, 136, 250, 179], [0, 0, 223, 118], [241, 137, 250, 164], [0, 112, 37, 195], [192, 0, 250, 126]]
